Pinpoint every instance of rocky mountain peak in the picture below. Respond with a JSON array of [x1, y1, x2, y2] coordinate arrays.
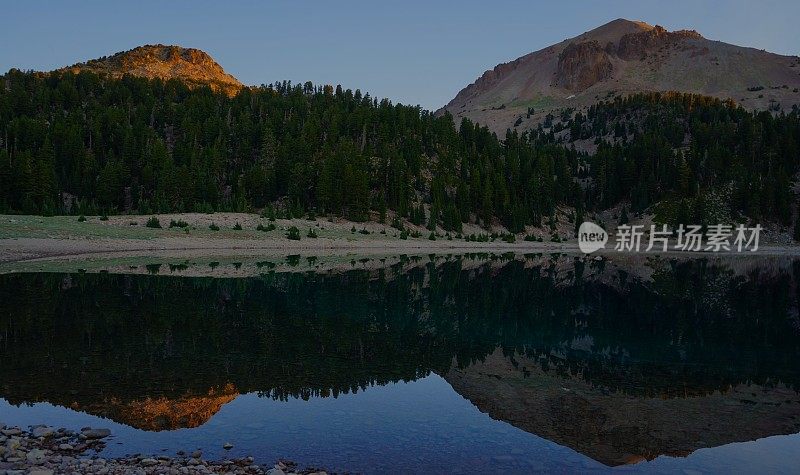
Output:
[[62, 44, 244, 96], [440, 19, 800, 134]]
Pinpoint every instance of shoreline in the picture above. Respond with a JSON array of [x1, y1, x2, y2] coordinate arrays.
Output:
[[0, 423, 322, 475], [2, 212, 800, 275]]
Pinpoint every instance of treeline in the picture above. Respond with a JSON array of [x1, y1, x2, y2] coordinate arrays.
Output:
[[0, 69, 579, 232], [2, 71, 799, 230], [537, 92, 800, 227]]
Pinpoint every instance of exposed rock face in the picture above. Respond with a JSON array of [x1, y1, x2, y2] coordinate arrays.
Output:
[[440, 18, 800, 135], [62, 44, 244, 96], [616, 25, 704, 60], [556, 41, 613, 91]]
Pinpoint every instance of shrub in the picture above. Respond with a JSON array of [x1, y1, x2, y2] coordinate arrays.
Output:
[[99, 214, 109, 221], [428, 232, 436, 241], [233, 222, 242, 230], [146, 217, 162, 228], [209, 223, 220, 231], [77, 215, 86, 222], [307, 228, 318, 238], [391, 217, 404, 231], [286, 226, 301, 240], [169, 220, 189, 228], [256, 223, 276, 232], [359, 228, 370, 235]]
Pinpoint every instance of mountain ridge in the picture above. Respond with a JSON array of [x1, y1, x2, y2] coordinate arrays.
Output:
[[440, 19, 800, 134], [59, 44, 244, 96]]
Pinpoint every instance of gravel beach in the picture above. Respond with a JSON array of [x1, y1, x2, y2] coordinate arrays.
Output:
[[0, 423, 327, 475]]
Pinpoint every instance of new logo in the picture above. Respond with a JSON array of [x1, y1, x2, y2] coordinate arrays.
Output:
[[578, 221, 608, 254]]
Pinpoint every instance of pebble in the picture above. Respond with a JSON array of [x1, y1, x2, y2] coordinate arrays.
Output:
[[80, 428, 111, 439], [0, 423, 316, 474], [30, 426, 55, 438], [26, 448, 48, 464]]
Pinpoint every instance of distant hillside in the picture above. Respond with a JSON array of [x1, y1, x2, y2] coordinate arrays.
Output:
[[61, 44, 244, 96], [1, 55, 799, 235], [441, 19, 800, 134]]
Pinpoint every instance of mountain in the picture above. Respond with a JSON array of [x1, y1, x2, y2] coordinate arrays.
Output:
[[60, 44, 244, 96], [440, 19, 800, 134]]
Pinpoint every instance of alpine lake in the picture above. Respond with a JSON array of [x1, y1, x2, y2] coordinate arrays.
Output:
[[2, 252, 800, 473]]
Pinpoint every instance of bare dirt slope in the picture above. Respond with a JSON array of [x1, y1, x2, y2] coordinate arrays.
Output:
[[440, 19, 800, 135]]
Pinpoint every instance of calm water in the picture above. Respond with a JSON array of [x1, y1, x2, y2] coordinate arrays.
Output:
[[2, 255, 800, 473]]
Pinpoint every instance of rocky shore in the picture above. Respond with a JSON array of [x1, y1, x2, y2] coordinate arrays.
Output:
[[0, 423, 327, 475]]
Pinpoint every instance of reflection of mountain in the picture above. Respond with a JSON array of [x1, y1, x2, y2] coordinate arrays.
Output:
[[445, 349, 800, 466], [2, 256, 800, 463], [69, 384, 238, 431]]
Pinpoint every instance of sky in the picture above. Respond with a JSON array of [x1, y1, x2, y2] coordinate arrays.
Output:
[[2, 0, 799, 111]]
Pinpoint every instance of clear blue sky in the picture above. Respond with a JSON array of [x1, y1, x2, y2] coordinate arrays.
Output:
[[1, 0, 798, 110]]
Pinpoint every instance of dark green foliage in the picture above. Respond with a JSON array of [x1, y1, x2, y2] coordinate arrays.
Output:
[[795, 204, 800, 242], [77, 215, 86, 222], [543, 92, 800, 224], [1, 71, 798, 228], [169, 219, 188, 228], [209, 223, 220, 231], [391, 216, 404, 231], [233, 222, 242, 230], [307, 228, 317, 238], [286, 226, 301, 240], [99, 214, 108, 221], [256, 223, 276, 232], [0, 70, 580, 229], [145, 216, 161, 228]]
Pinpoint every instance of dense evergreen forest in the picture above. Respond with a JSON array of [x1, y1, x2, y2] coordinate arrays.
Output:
[[1, 69, 799, 232], [538, 92, 800, 228]]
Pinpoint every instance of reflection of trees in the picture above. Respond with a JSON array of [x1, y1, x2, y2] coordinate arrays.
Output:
[[1, 257, 799, 408]]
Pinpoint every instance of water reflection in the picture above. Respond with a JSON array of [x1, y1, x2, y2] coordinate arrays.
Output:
[[1, 255, 799, 469]]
